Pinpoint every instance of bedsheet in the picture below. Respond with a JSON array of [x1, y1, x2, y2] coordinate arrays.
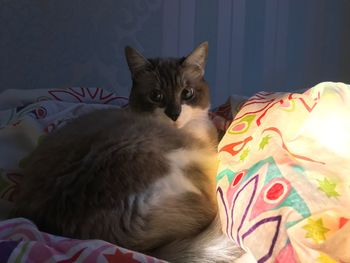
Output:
[[217, 82, 350, 263], [0, 218, 164, 263]]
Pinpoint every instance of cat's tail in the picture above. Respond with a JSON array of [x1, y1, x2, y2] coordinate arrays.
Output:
[[150, 214, 245, 263]]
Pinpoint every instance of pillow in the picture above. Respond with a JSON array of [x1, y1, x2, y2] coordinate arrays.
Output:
[[217, 82, 350, 262]]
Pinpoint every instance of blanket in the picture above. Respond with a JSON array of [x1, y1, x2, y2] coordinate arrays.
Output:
[[217, 82, 350, 263]]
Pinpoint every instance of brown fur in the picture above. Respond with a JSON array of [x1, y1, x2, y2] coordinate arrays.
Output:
[[13, 43, 243, 262]]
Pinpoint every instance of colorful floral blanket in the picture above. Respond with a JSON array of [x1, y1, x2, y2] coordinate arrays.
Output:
[[217, 82, 350, 263]]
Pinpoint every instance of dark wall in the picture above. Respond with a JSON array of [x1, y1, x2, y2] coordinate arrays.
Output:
[[1, 0, 350, 106]]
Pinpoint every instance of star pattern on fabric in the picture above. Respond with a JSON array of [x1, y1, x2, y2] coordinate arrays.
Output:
[[239, 148, 250, 161], [104, 249, 140, 263], [259, 135, 271, 150], [302, 218, 329, 243], [316, 252, 337, 263], [317, 178, 340, 198]]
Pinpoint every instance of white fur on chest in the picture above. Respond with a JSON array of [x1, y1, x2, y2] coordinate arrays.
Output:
[[178, 105, 214, 142], [138, 105, 217, 214], [176, 105, 208, 128], [154, 104, 214, 143], [135, 147, 215, 214]]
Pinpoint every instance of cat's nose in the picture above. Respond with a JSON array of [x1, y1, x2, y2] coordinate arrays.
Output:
[[168, 112, 180, 121], [165, 109, 181, 121], [165, 107, 181, 121]]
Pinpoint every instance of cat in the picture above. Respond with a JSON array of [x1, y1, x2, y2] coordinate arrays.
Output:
[[12, 42, 244, 262]]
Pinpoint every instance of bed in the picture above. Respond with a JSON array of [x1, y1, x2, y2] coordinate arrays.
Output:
[[0, 82, 348, 262]]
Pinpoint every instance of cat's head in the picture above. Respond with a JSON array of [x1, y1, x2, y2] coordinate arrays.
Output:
[[125, 42, 210, 128]]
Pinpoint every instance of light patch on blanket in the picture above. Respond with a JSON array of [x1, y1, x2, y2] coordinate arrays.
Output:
[[234, 252, 257, 263], [300, 92, 350, 156]]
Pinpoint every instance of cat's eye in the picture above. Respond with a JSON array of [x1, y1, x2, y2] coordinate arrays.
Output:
[[181, 88, 195, 100], [149, 89, 164, 103]]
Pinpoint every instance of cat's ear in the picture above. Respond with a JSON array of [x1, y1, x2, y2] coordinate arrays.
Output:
[[125, 46, 151, 77], [183, 42, 208, 76]]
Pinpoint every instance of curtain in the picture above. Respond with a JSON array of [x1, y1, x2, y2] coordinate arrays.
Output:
[[1, 0, 349, 106]]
